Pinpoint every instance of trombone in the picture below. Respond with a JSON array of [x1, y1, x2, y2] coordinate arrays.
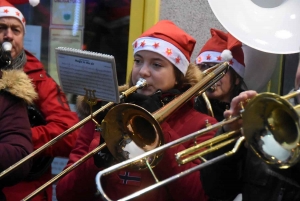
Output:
[[0, 78, 146, 180], [21, 62, 229, 200], [95, 90, 300, 201]]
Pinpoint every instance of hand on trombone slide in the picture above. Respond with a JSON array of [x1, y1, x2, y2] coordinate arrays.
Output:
[[222, 90, 258, 133]]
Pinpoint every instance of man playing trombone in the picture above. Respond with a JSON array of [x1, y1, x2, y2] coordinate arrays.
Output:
[[0, 1, 80, 200]]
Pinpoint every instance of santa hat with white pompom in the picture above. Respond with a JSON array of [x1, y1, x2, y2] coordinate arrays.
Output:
[[196, 28, 245, 78], [0, 0, 40, 33]]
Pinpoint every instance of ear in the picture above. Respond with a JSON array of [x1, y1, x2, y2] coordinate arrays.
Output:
[[235, 76, 241, 85]]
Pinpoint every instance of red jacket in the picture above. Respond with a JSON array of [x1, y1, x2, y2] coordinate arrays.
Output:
[[3, 51, 80, 201], [56, 100, 217, 201]]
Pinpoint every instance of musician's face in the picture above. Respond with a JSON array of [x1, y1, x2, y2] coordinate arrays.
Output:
[[0, 17, 24, 60], [199, 63, 237, 103], [132, 50, 177, 96]]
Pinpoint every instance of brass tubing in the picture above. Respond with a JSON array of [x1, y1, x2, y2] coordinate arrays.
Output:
[[176, 129, 241, 165], [96, 136, 245, 201], [282, 89, 300, 100], [153, 62, 229, 123], [179, 137, 238, 165], [0, 103, 113, 179], [22, 143, 107, 201], [0, 78, 146, 179]]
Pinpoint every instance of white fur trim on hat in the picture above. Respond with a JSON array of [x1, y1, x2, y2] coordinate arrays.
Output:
[[196, 50, 245, 78], [133, 37, 189, 75], [0, 6, 26, 33]]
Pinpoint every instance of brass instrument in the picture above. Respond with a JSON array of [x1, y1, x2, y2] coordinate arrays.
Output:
[[100, 62, 229, 170], [0, 78, 146, 181], [21, 62, 229, 200], [95, 90, 300, 201], [89, 62, 229, 200], [20, 78, 146, 201], [198, 66, 225, 118], [0, 42, 12, 69]]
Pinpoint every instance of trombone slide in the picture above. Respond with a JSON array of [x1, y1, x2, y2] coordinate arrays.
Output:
[[21, 143, 107, 201], [95, 136, 245, 201]]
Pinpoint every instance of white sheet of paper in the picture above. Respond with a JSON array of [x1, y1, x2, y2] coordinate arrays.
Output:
[[55, 47, 120, 103]]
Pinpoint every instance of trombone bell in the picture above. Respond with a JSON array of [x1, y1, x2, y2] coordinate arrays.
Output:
[[242, 93, 300, 169], [101, 103, 164, 170]]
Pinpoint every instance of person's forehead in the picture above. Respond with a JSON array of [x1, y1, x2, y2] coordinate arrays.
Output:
[[0, 16, 23, 27]]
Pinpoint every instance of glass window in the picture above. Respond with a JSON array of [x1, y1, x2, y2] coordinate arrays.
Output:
[[16, 0, 131, 86]]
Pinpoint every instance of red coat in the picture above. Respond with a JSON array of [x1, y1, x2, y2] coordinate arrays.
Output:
[[3, 51, 80, 201], [56, 100, 217, 201]]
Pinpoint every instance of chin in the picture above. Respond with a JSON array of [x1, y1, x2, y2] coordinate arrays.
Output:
[[137, 88, 154, 96]]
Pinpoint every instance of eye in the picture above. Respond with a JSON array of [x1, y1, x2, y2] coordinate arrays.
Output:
[[199, 63, 209, 71], [13, 28, 21, 34], [134, 58, 140, 64], [152, 62, 162, 68]]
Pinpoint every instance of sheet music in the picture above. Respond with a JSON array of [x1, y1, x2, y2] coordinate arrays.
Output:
[[55, 47, 120, 103]]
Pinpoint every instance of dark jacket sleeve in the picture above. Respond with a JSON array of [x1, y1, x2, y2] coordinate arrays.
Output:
[[200, 128, 246, 201], [0, 92, 33, 187]]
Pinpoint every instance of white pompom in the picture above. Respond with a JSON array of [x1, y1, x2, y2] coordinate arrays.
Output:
[[29, 0, 40, 7], [221, 49, 233, 61]]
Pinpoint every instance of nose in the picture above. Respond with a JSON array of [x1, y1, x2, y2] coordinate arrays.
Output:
[[3, 28, 13, 41], [139, 62, 151, 77]]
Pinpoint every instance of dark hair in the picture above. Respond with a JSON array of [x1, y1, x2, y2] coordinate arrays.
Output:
[[229, 67, 248, 101]]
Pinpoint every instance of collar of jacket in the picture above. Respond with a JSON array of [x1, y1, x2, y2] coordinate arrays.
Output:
[[0, 69, 37, 104], [23, 50, 44, 73]]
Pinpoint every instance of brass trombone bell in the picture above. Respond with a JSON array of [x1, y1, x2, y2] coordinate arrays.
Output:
[[242, 92, 300, 169], [101, 103, 164, 170]]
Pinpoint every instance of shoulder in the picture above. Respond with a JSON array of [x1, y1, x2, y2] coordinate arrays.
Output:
[[23, 50, 44, 74], [0, 70, 37, 104]]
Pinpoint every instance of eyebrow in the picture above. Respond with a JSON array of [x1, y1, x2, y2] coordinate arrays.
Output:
[[0, 23, 22, 29], [134, 53, 165, 61]]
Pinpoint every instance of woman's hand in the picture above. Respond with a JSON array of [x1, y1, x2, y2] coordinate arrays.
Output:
[[223, 90, 258, 132]]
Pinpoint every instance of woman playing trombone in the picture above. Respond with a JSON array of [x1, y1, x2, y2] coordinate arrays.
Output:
[[197, 28, 300, 201], [194, 28, 247, 121], [55, 20, 217, 201], [192, 29, 249, 200]]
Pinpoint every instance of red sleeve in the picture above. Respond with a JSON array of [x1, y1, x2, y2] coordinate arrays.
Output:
[[56, 121, 102, 201], [31, 71, 79, 157]]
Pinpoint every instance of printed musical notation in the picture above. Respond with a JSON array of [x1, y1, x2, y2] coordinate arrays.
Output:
[[55, 47, 120, 103]]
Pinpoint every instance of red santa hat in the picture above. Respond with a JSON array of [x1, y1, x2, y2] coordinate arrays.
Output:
[[132, 20, 196, 75], [196, 28, 245, 78], [0, 0, 40, 33]]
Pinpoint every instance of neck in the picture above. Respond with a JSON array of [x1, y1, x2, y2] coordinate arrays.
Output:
[[9, 50, 27, 70]]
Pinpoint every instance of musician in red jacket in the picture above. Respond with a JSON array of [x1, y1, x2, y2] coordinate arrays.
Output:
[[0, 1, 80, 200], [56, 20, 217, 201]]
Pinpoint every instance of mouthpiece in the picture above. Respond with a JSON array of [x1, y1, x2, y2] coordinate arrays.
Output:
[[0, 42, 12, 69], [208, 83, 217, 92], [2, 42, 12, 52]]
